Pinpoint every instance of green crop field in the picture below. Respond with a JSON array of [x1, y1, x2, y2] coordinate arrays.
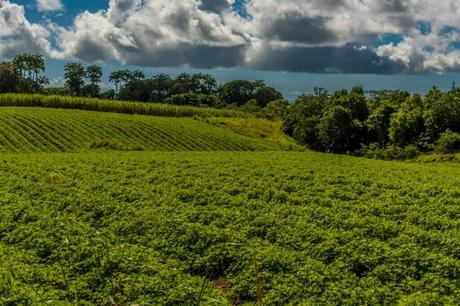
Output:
[[1, 150, 459, 305], [0, 107, 279, 153], [0, 104, 459, 305]]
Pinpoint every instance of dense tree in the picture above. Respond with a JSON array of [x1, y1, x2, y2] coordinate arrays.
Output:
[[12, 54, 47, 93], [191, 73, 218, 95], [109, 69, 144, 94], [368, 90, 410, 111], [118, 79, 154, 102], [219, 80, 283, 107], [0, 62, 19, 93], [318, 106, 354, 153], [423, 88, 460, 141], [64, 63, 86, 96], [170, 73, 193, 96], [282, 87, 460, 157], [219, 80, 256, 106], [366, 104, 397, 147], [151, 74, 173, 102], [389, 95, 425, 147], [109, 71, 125, 93], [333, 86, 369, 121], [282, 91, 328, 141], [165, 93, 221, 107], [86, 65, 103, 97], [253, 83, 284, 107]]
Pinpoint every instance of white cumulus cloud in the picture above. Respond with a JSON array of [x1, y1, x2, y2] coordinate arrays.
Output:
[[0, 0, 52, 58], [3, 0, 460, 73], [36, 0, 63, 12]]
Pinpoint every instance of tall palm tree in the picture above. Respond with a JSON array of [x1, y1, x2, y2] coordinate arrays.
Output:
[[64, 63, 86, 96], [86, 65, 103, 97]]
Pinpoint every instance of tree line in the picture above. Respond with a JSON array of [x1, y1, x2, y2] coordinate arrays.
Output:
[[2, 53, 459, 157], [0, 54, 284, 111], [283, 86, 460, 157]]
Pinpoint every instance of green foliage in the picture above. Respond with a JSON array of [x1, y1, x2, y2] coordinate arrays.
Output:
[[0, 151, 459, 304], [218, 80, 283, 107], [366, 104, 396, 147], [389, 95, 425, 147], [85, 65, 103, 97], [64, 63, 86, 96], [424, 89, 460, 141], [282, 92, 328, 148], [260, 99, 288, 120], [283, 86, 460, 159], [0, 54, 48, 94], [334, 85, 369, 121], [112, 72, 223, 104], [0, 62, 19, 94], [361, 143, 420, 160], [318, 106, 354, 153], [435, 130, 460, 153], [240, 99, 262, 113], [0, 107, 277, 153], [165, 93, 222, 107]]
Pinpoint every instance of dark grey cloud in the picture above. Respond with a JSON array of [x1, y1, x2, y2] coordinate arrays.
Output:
[[263, 13, 336, 44], [199, 0, 230, 13], [120, 43, 246, 69], [249, 43, 407, 74], [376, 0, 409, 13], [73, 37, 116, 62]]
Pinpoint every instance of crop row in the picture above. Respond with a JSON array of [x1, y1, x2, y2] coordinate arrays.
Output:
[[0, 107, 278, 153]]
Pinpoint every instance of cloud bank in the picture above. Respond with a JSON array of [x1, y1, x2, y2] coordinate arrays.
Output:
[[2, 0, 460, 73]]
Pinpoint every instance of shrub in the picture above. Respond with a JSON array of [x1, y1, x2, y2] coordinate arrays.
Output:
[[261, 99, 288, 120], [361, 144, 420, 160], [435, 130, 460, 153], [383, 145, 420, 160], [240, 99, 262, 113]]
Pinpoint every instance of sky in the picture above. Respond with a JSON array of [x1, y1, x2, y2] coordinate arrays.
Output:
[[2, 0, 460, 100]]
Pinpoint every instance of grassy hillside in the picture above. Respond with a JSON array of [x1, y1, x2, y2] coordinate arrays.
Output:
[[1, 151, 459, 305], [204, 117, 304, 151], [0, 93, 250, 118], [0, 107, 280, 153]]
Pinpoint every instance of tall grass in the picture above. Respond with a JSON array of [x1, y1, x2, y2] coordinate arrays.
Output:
[[0, 94, 251, 118]]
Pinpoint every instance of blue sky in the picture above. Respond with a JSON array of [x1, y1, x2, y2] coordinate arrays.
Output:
[[2, 0, 460, 100]]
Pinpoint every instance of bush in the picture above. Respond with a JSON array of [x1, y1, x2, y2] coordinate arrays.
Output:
[[261, 99, 288, 120], [384, 145, 420, 160], [361, 144, 420, 160], [240, 99, 262, 113], [435, 130, 460, 153]]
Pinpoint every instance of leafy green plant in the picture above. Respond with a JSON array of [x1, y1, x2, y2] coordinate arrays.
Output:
[[435, 130, 460, 153], [1, 151, 459, 304]]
